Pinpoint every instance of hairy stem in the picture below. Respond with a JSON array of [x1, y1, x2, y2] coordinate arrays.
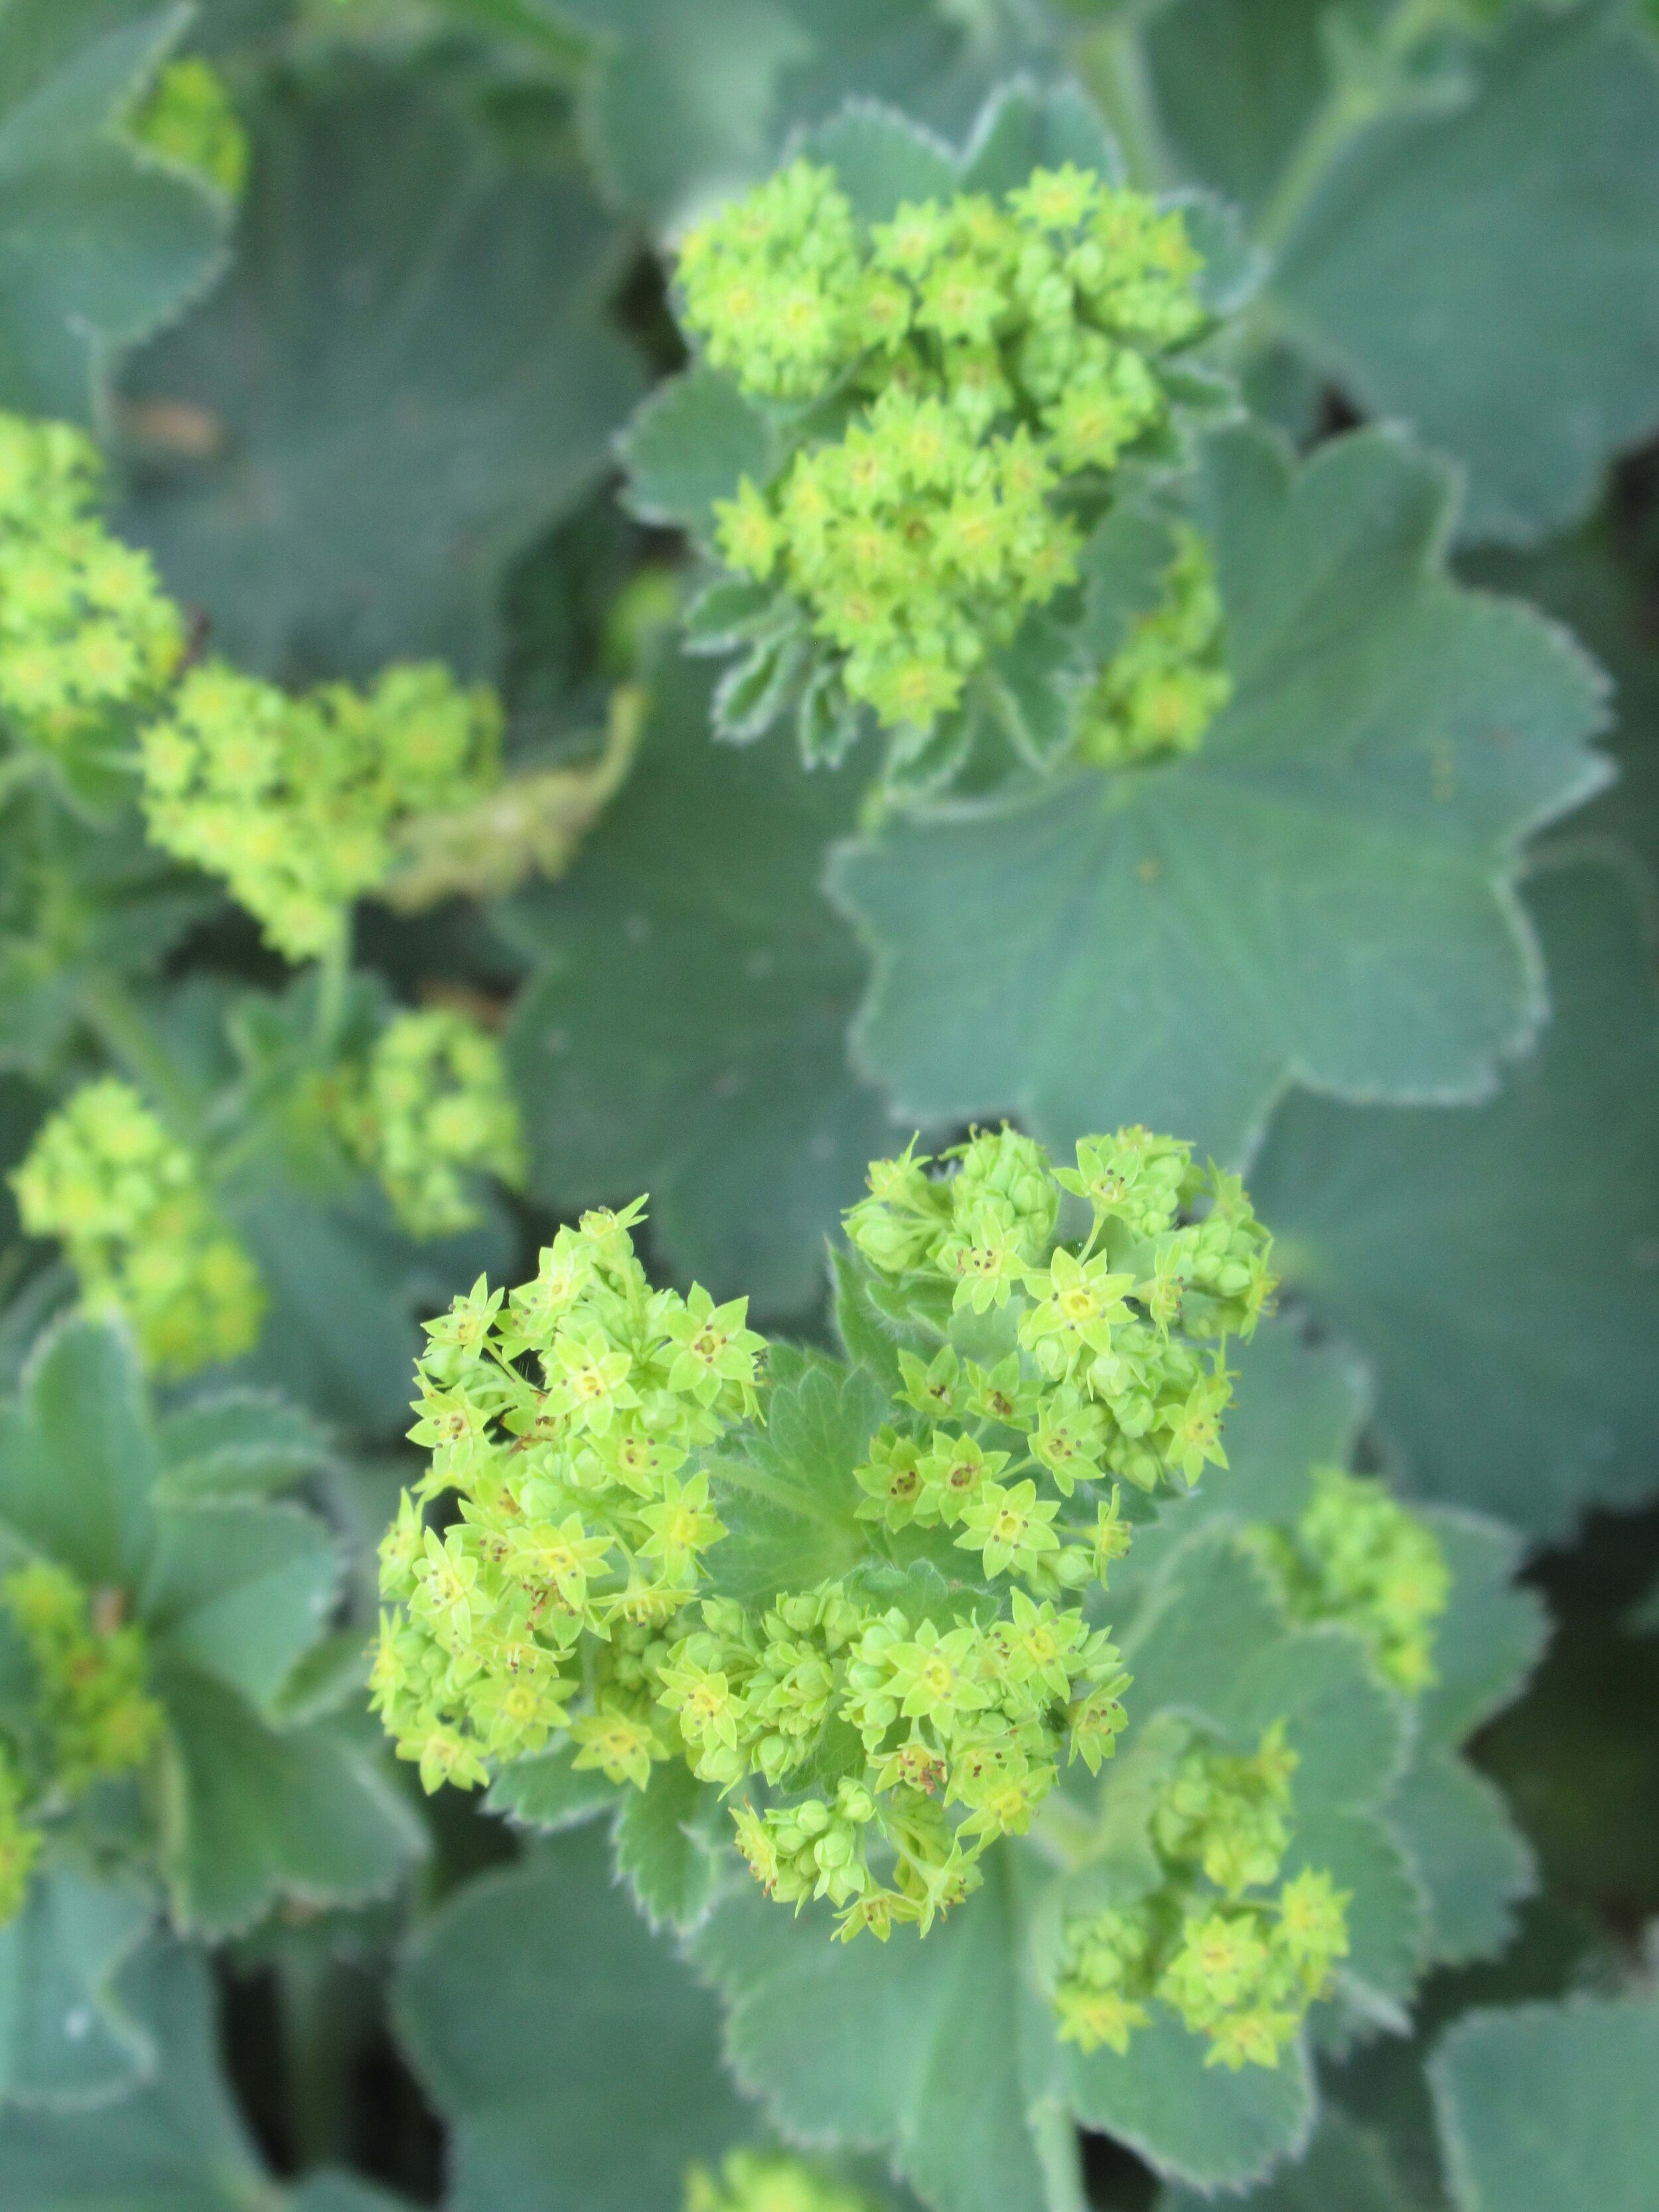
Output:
[[1031, 2097, 1090, 2212], [78, 974, 199, 1132], [312, 921, 352, 1058], [1255, 0, 1468, 251], [1074, 15, 1174, 191]]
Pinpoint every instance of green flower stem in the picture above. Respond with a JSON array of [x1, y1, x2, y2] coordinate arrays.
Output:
[[1073, 13, 1175, 191], [313, 922, 352, 1057], [78, 975, 199, 1132], [1254, 0, 1471, 252], [1031, 2098, 1089, 2212]]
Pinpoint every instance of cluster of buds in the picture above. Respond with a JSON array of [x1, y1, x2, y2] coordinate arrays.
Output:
[[1052, 1726, 1350, 2070], [1074, 525, 1231, 768], [678, 159, 1209, 738], [11, 1079, 263, 1376], [371, 1201, 765, 1792], [1251, 1465, 1451, 1693], [0, 1560, 163, 1925], [685, 2150, 873, 2212], [845, 1125, 1275, 1489], [0, 411, 182, 757], [373, 1126, 1277, 1944], [139, 660, 502, 962], [336, 1007, 526, 1240]]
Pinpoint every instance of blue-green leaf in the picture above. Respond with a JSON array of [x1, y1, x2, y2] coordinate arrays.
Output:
[[0, 0, 228, 419], [833, 423, 1609, 1167], [394, 1824, 749, 2212], [1430, 1991, 1659, 2211], [120, 60, 642, 680], [1251, 857, 1659, 1536], [502, 652, 899, 1317]]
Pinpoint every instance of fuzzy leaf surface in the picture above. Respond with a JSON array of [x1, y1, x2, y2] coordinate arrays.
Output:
[[1429, 1992, 1659, 2211], [120, 61, 641, 680], [0, 1866, 151, 2109], [502, 654, 897, 1317], [1251, 857, 1659, 1536], [833, 423, 1608, 1166], [394, 1824, 747, 2212], [549, 1, 1051, 225], [0, 0, 228, 419], [1146, 0, 1659, 541]]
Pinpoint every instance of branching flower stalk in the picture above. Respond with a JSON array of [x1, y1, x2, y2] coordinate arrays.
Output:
[[675, 159, 1213, 756], [368, 1124, 1348, 2065]]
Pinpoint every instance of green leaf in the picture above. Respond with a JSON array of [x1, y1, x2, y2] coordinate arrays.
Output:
[[707, 1349, 883, 1602], [0, 1315, 160, 1591], [796, 102, 956, 222], [0, 0, 228, 419], [1250, 856, 1659, 1537], [119, 59, 642, 680], [958, 80, 1122, 196], [619, 365, 780, 547], [0, 1934, 275, 2205], [155, 1392, 332, 1501], [1384, 1751, 1533, 1974], [394, 1824, 749, 2212], [1068, 2012, 1313, 2197], [142, 1501, 340, 1712], [832, 423, 1609, 1167], [1271, 3, 1659, 544], [547, 1, 1051, 225], [695, 1849, 1070, 2212], [0, 1865, 151, 2110], [613, 1756, 725, 1933], [1380, 1510, 1542, 1970], [1216, 1318, 1371, 1529], [1429, 1992, 1659, 2211], [1465, 516, 1659, 884], [501, 651, 899, 1317], [486, 1742, 623, 1833], [157, 1669, 422, 1939], [1157, 2107, 1411, 2212], [226, 1176, 508, 1436]]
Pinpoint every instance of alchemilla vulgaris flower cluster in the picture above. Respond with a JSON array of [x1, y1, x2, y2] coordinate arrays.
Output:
[[11, 1078, 263, 1376], [1052, 1724, 1349, 2071], [0, 1558, 163, 1923], [371, 1124, 1328, 2031], [676, 159, 1210, 739]]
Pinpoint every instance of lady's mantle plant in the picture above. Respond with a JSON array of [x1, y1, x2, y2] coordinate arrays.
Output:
[[372, 1122, 1364, 2069], [678, 156, 1211, 755]]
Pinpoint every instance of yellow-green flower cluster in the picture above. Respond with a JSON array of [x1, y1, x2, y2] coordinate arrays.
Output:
[[1076, 526, 1231, 768], [11, 1080, 264, 1376], [372, 1201, 766, 1795], [2, 1561, 163, 1799], [373, 1129, 1275, 1943], [130, 56, 249, 199], [1253, 1466, 1451, 1694], [0, 412, 183, 755], [340, 1007, 526, 1240], [685, 2150, 873, 2212], [845, 1125, 1276, 1491], [0, 1748, 39, 1924], [139, 661, 502, 961], [1052, 1725, 1349, 2070], [682, 160, 1207, 733]]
